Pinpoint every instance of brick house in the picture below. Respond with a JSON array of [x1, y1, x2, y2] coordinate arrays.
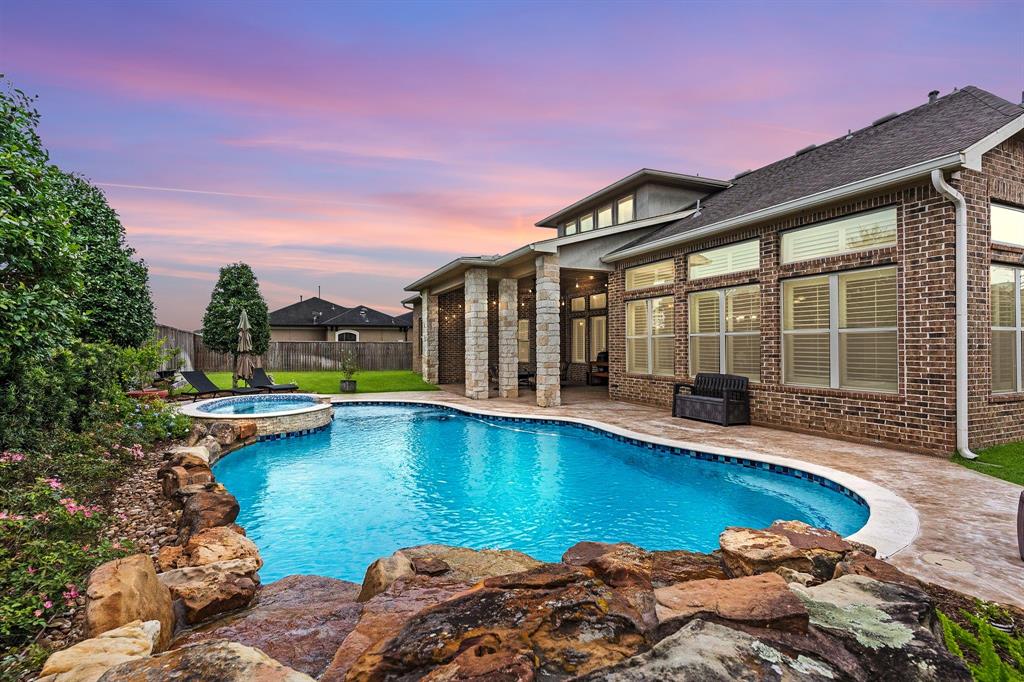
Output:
[[269, 296, 411, 342], [405, 87, 1024, 455]]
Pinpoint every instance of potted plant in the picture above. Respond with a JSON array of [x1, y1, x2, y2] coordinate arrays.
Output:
[[339, 350, 359, 393]]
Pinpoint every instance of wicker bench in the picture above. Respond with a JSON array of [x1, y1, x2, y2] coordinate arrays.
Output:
[[673, 373, 751, 426]]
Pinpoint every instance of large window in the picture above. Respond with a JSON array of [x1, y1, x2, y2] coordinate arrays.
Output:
[[992, 203, 1024, 247], [688, 285, 760, 381], [617, 195, 634, 223], [517, 319, 530, 362], [591, 315, 607, 360], [781, 208, 897, 264], [991, 265, 1023, 393], [625, 259, 674, 291], [571, 318, 587, 363], [563, 218, 577, 236], [688, 240, 760, 281], [579, 213, 594, 232], [598, 204, 614, 228], [626, 296, 674, 375], [782, 267, 897, 392]]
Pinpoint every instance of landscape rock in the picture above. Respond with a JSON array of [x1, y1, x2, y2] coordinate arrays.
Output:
[[345, 564, 650, 681], [719, 520, 855, 581], [236, 422, 257, 439], [184, 423, 209, 447], [356, 544, 541, 601], [179, 487, 239, 539], [654, 573, 809, 638], [791, 574, 971, 681], [162, 445, 210, 466], [159, 464, 214, 499], [208, 421, 239, 446], [577, 618, 838, 681], [158, 558, 260, 624], [833, 550, 923, 589], [85, 555, 175, 652], [776, 566, 817, 586], [198, 435, 222, 461], [96, 640, 315, 681], [37, 620, 161, 682], [172, 575, 362, 679], [563, 541, 726, 587], [321, 576, 472, 681], [157, 526, 260, 571]]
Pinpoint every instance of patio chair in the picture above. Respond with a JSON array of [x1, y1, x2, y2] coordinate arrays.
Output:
[[249, 368, 299, 393], [673, 373, 751, 426], [181, 371, 261, 402]]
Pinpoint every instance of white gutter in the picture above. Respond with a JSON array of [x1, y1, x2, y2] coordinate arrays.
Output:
[[930, 169, 978, 460], [603, 152, 964, 263]]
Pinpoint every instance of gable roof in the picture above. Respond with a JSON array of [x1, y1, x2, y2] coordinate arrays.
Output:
[[393, 311, 414, 327], [321, 304, 408, 328], [268, 297, 344, 327], [608, 86, 1024, 260]]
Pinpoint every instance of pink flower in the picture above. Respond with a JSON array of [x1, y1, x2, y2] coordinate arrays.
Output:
[[63, 585, 79, 602], [27, 566, 37, 574], [0, 511, 25, 521], [45, 477, 63, 490], [43, 600, 52, 609], [0, 451, 26, 464], [33, 609, 42, 617]]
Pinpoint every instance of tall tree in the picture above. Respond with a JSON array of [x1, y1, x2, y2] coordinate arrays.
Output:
[[58, 172, 155, 347], [201, 262, 271, 361]]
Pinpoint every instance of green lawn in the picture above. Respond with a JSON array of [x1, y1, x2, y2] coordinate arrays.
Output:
[[953, 442, 1024, 486], [194, 370, 439, 395]]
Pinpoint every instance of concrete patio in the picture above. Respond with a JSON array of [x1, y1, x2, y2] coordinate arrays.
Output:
[[332, 386, 1024, 607]]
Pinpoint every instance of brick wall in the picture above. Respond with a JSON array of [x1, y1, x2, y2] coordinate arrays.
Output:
[[561, 276, 610, 384], [438, 288, 465, 384]]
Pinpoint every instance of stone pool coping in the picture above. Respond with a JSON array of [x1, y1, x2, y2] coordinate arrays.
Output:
[[180, 393, 328, 419], [328, 397, 920, 560]]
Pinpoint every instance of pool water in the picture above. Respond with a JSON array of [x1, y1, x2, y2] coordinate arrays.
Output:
[[213, 403, 869, 582], [198, 395, 319, 415]]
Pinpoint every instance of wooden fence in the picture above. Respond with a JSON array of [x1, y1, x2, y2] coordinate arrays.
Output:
[[154, 325, 412, 372]]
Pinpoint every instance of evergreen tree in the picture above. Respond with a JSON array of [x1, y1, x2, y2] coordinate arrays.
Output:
[[200, 263, 271, 358]]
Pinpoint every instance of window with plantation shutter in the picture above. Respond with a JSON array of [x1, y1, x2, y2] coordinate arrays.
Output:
[[626, 296, 674, 375], [688, 285, 760, 381], [687, 240, 760, 281], [625, 260, 674, 291], [781, 208, 897, 264], [991, 265, 1022, 393], [783, 267, 897, 391], [571, 319, 587, 363], [517, 319, 530, 362], [590, 316, 607, 361]]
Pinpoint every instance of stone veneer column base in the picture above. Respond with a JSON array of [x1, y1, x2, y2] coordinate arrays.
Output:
[[497, 278, 519, 399], [534, 254, 561, 407], [464, 268, 489, 400]]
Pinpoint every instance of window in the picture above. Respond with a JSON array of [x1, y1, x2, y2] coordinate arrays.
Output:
[[617, 195, 634, 223], [992, 204, 1024, 247], [625, 259, 674, 291], [336, 330, 359, 341], [517, 319, 529, 362], [564, 219, 577, 236], [991, 265, 1023, 393], [591, 315, 607, 360], [781, 208, 897, 264], [589, 292, 607, 309], [598, 204, 613, 228], [626, 296, 674, 375], [570, 296, 586, 312], [571, 318, 587, 363], [688, 285, 760, 381], [782, 267, 897, 392], [579, 213, 594, 232], [688, 240, 760, 280]]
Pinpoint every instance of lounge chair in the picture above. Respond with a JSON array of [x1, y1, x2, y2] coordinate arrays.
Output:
[[249, 368, 299, 393], [181, 370, 261, 402]]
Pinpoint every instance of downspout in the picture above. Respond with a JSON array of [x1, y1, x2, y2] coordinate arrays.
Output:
[[930, 169, 978, 459]]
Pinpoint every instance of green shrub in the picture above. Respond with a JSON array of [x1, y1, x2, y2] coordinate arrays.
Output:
[[939, 609, 1024, 681]]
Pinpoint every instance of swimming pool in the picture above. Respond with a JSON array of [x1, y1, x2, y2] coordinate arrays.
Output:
[[212, 403, 870, 582]]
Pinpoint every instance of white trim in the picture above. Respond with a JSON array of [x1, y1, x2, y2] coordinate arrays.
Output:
[[181, 394, 328, 419], [962, 113, 1024, 171], [603, 153, 964, 263], [335, 329, 360, 342], [328, 396, 920, 559]]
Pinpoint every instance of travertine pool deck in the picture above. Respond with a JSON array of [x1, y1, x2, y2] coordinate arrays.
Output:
[[330, 386, 1023, 607]]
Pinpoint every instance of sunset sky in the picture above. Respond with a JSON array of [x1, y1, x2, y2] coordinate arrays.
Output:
[[2, 0, 1021, 329]]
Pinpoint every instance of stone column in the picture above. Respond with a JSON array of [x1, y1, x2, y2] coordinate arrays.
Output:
[[421, 291, 439, 384], [464, 268, 489, 400], [497, 278, 518, 398], [534, 253, 561, 407]]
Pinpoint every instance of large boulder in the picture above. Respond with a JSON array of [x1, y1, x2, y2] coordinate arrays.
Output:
[[37, 620, 161, 682], [719, 520, 856, 581], [198, 436, 222, 462], [184, 423, 209, 447], [85, 555, 175, 652], [345, 564, 650, 681], [159, 464, 214, 499], [832, 551, 923, 590], [563, 541, 726, 587], [356, 544, 540, 602], [156, 526, 260, 572], [654, 573, 809, 638], [321, 576, 473, 681], [208, 421, 239, 446], [162, 445, 211, 466], [179, 487, 239, 539], [158, 558, 260, 625], [172, 575, 363, 679], [577, 618, 839, 681], [96, 640, 314, 681]]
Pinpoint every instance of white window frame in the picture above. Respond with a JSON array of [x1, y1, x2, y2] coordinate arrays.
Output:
[[781, 207, 897, 265], [781, 266, 898, 392], [687, 239, 760, 281], [992, 203, 1024, 248], [688, 285, 760, 380], [335, 329, 360, 341], [626, 296, 674, 376], [992, 265, 1023, 393], [625, 259, 675, 291]]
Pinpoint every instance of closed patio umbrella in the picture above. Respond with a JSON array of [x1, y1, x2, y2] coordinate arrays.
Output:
[[234, 309, 260, 386]]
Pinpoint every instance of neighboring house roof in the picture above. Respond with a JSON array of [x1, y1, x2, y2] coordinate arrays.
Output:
[[609, 86, 1024, 259], [269, 297, 410, 329], [394, 311, 414, 327]]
